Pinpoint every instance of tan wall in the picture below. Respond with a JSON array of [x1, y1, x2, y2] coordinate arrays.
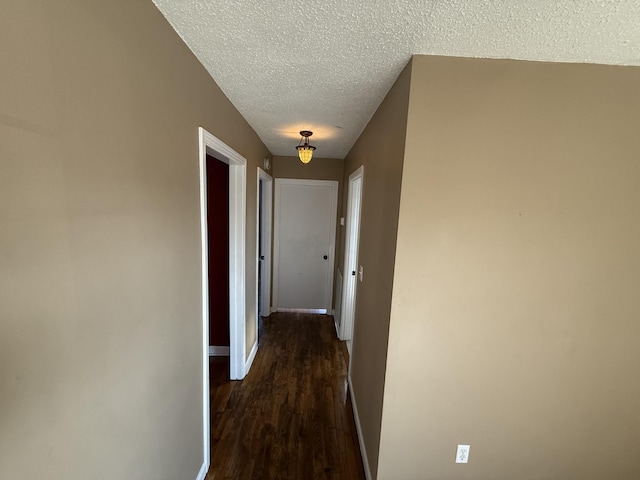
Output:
[[272, 155, 344, 182], [342, 61, 412, 478], [272, 155, 345, 307], [378, 55, 640, 479], [0, 1, 269, 479]]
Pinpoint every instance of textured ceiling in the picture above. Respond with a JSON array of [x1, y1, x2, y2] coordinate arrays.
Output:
[[152, 0, 640, 159]]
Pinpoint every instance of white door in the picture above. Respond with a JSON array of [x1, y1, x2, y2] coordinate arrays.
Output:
[[340, 166, 364, 354], [273, 179, 338, 312], [257, 168, 273, 318]]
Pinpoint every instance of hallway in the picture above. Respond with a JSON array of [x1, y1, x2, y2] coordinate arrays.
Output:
[[207, 312, 365, 480]]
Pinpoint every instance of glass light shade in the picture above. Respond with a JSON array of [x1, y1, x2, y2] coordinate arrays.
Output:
[[297, 146, 315, 164]]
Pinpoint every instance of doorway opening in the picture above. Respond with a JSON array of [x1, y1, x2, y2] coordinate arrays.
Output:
[[257, 168, 273, 323], [340, 166, 364, 356], [207, 156, 230, 356], [198, 127, 247, 473]]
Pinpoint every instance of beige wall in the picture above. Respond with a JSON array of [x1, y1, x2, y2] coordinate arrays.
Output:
[[342, 61, 412, 478], [273, 155, 344, 182], [377, 55, 640, 479], [0, 1, 269, 479]]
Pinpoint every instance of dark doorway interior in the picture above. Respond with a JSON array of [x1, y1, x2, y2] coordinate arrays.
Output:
[[206, 155, 230, 349]]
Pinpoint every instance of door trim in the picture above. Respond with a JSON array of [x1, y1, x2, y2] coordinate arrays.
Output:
[[272, 178, 338, 312], [256, 168, 273, 319], [198, 126, 247, 475], [340, 166, 364, 354], [199, 127, 247, 382]]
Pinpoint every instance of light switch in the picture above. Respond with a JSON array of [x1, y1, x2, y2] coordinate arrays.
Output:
[[358, 265, 363, 282]]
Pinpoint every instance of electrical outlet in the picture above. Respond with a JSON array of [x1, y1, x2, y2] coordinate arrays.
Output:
[[456, 444, 470, 464]]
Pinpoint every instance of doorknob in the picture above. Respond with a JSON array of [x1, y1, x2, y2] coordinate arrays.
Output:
[[323, 255, 328, 260]]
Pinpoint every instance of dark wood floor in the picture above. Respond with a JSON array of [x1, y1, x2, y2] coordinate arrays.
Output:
[[206, 312, 365, 480]]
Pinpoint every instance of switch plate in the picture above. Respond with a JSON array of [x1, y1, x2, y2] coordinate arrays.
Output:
[[358, 265, 363, 282], [340, 217, 345, 226], [456, 445, 470, 464]]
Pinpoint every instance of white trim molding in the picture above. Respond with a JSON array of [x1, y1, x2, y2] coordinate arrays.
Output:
[[195, 462, 208, 480], [198, 126, 248, 477], [276, 308, 328, 314], [348, 376, 372, 480], [333, 267, 343, 337], [245, 340, 259, 375], [199, 127, 247, 382], [228, 157, 247, 381]]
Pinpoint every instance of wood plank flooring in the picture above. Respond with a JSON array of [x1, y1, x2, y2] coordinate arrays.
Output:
[[206, 312, 365, 480]]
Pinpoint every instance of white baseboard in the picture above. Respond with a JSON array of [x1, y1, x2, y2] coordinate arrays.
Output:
[[208, 346, 229, 356], [195, 461, 208, 480], [334, 267, 343, 334], [276, 308, 328, 314], [244, 340, 258, 375], [348, 375, 372, 480]]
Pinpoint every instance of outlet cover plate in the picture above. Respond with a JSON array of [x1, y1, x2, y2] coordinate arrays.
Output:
[[456, 444, 470, 464]]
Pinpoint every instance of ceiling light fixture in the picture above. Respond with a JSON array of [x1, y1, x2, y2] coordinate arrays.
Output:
[[296, 130, 316, 164]]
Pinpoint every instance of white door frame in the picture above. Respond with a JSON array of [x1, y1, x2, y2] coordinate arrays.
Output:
[[198, 127, 247, 475], [340, 166, 364, 355], [256, 168, 273, 318], [272, 178, 338, 313]]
